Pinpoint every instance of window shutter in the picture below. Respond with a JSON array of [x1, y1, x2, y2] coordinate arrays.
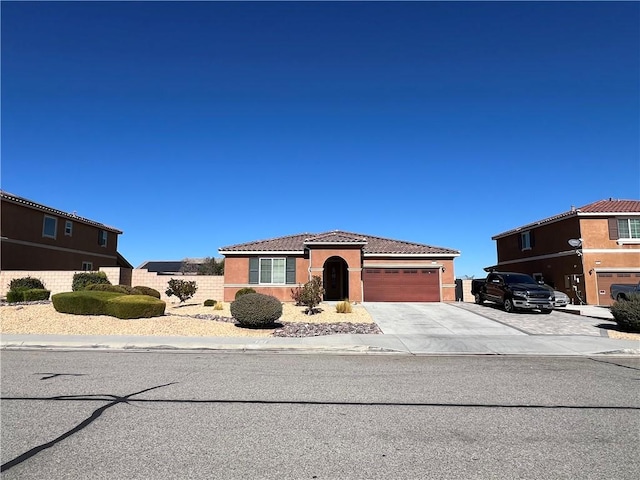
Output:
[[608, 218, 619, 240], [517, 234, 522, 250], [249, 258, 259, 284], [286, 257, 296, 284]]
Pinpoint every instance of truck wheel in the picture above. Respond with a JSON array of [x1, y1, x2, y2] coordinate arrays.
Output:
[[616, 294, 627, 302], [474, 293, 484, 305], [504, 298, 515, 313]]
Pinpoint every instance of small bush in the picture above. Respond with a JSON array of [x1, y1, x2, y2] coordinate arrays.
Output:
[[85, 284, 135, 294], [165, 278, 198, 303], [611, 293, 640, 333], [133, 286, 161, 299], [21, 289, 51, 302], [235, 287, 256, 299], [9, 277, 45, 291], [6, 290, 24, 303], [204, 299, 217, 307], [6, 288, 51, 303], [230, 293, 282, 328], [214, 302, 224, 311], [336, 300, 353, 314], [105, 295, 166, 319], [290, 285, 304, 305], [72, 272, 111, 291], [52, 291, 124, 315], [299, 276, 325, 315]]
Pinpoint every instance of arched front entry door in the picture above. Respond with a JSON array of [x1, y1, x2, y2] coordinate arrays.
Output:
[[323, 256, 349, 301]]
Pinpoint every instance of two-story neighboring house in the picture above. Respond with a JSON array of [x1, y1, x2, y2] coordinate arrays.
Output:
[[487, 199, 640, 306], [1, 190, 131, 271]]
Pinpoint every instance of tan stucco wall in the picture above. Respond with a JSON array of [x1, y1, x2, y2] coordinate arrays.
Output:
[[222, 251, 459, 303]]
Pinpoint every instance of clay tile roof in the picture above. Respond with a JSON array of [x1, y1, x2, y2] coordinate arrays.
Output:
[[304, 231, 368, 244], [492, 198, 640, 239], [219, 230, 460, 256], [577, 199, 640, 213], [0, 190, 122, 234]]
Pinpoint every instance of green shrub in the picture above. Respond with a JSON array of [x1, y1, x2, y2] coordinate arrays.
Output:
[[85, 284, 135, 294], [5, 288, 51, 303], [165, 278, 198, 303], [133, 286, 161, 299], [22, 289, 51, 302], [6, 290, 24, 303], [72, 272, 111, 291], [52, 291, 165, 319], [214, 302, 224, 311], [104, 295, 166, 319], [611, 293, 640, 333], [204, 299, 217, 307], [230, 293, 282, 328], [336, 300, 353, 314], [9, 277, 45, 291], [52, 291, 124, 315], [235, 287, 256, 299]]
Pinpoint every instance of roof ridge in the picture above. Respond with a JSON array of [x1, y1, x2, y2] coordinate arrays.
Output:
[[1, 190, 122, 233]]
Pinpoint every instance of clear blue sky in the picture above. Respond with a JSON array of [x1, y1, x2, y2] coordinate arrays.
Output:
[[2, 1, 639, 277]]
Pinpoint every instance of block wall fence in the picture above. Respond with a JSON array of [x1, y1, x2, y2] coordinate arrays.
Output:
[[0, 268, 224, 306], [1, 268, 473, 304]]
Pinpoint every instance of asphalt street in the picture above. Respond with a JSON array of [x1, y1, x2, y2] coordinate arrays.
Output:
[[1, 350, 639, 479]]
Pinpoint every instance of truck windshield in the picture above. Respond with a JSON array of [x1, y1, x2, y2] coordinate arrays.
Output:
[[503, 274, 537, 285]]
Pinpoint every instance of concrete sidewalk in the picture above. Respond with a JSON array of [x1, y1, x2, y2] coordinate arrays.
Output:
[[1, 332, 638, 356]]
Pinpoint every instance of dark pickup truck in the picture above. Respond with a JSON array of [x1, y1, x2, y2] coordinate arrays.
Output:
[[471, 272, 554, 314], [610, 282, 640, 302]]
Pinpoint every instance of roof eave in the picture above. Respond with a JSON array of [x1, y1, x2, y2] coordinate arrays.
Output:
[[218, 250, 304, 255], [364, 252, 460, 258]]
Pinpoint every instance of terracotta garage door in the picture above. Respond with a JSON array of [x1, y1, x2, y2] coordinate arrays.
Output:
[[363, 268, 440, 302]]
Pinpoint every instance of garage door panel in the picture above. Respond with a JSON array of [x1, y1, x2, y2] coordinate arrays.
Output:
[[364, 269, 440, 302]]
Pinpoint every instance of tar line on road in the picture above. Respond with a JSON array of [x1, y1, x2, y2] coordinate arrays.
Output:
[[2, 379, 639, 473]]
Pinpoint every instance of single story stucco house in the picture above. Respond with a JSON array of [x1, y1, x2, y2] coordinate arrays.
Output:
[[218, 230, 460, 303]]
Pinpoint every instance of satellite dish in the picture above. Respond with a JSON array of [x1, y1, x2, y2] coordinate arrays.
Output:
[[568, 239, 582, 248]]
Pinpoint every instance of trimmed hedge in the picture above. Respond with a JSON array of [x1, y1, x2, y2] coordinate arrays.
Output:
[[72, 272, 111, 291], [6, 288, 51, 303], [104, 295, 166, 319], [52, 291, 123, 315], [611, 293, 640, 333], [133, 286, 161, 299], [22, 289, 51, 302], [52, 291, 165, 319], [204, 299, 217, 307], [85, 284, 138, 294], [230, 293, 282, 328]]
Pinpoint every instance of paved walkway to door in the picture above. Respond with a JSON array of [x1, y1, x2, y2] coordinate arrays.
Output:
[[362, 302, 526, 336]]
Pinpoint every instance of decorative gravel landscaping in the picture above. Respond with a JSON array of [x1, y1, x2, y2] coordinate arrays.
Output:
[[0, 301, 381, 338]]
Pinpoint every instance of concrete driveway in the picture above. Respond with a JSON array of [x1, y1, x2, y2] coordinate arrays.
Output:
[[362, 302, 526, 336]]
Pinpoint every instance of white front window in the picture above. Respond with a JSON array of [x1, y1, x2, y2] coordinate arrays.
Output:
[[618, 218, 640, 239], [99, 230, 108, 247], [259, 258, 286, 284], [82, 262, 93, 271], [65, 220, 73, 236], [520, 231, 531, 250]]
